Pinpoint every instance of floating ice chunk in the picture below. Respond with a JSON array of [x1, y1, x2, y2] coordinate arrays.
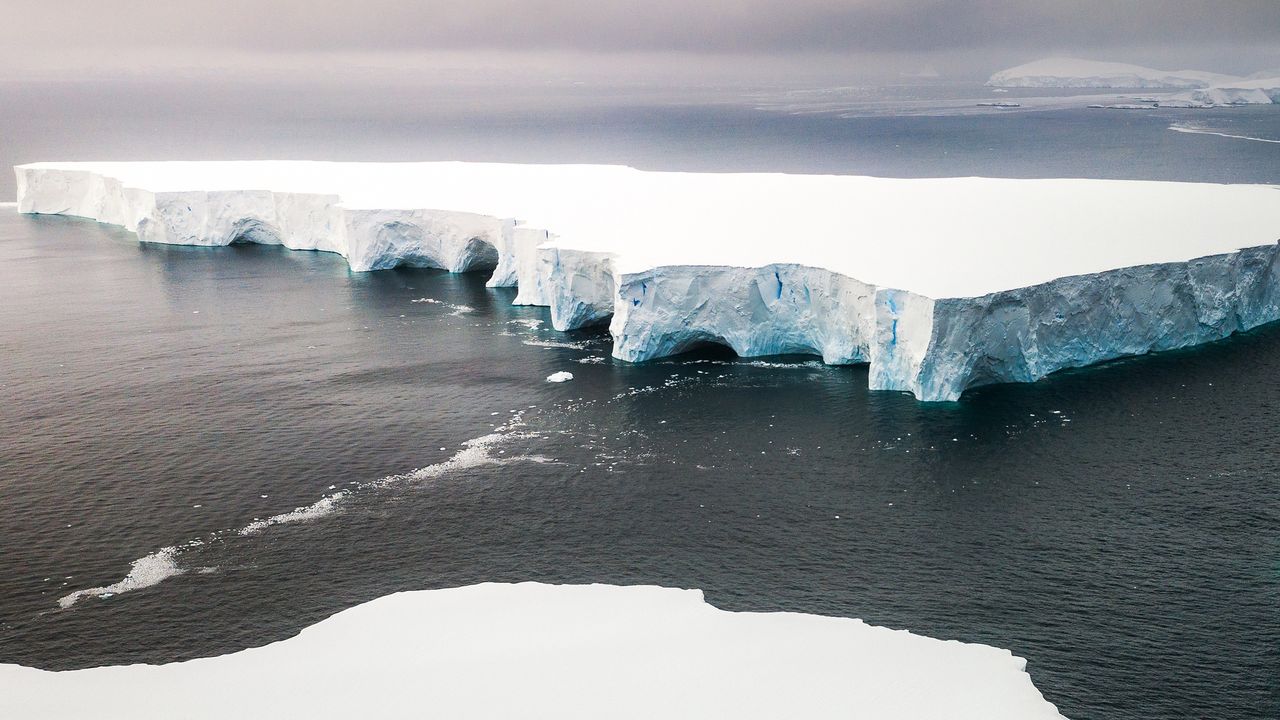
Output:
[[240, 491, 349, 536], [58, 547, 184, 609], [546, 371, 574, 383], [410, 297, 474, 315], [523, 339, 590, 350], [1088, 103, 1158, 110]]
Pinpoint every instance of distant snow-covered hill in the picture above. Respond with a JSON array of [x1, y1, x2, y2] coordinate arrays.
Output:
[[988, 57, 1237, 89], [988, 57, 1279, 107]]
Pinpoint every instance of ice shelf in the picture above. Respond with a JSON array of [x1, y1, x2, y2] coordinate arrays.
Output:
[[0, 582, 1065, 720], [16, 161, 1280, 400]]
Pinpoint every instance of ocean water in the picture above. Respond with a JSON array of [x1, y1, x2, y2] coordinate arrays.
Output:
[[1, 79, 1279, 720]]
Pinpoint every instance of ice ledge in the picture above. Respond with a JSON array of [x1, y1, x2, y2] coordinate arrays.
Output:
[[15, 162, 1280, 401], [0, 582, 1065, 720]]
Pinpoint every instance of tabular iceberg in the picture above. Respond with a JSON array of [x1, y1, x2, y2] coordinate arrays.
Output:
[[0, 582, 1065, 720], [16, 161, 1280, 401]]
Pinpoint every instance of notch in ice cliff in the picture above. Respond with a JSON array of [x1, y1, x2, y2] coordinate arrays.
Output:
[[15, 161, 1280, 401]]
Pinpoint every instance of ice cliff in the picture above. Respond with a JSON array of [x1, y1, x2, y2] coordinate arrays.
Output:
[[16, 161, 1280, 401], [0, 582, 1065, 720]]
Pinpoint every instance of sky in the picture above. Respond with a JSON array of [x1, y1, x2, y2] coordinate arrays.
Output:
[[4, 0, 1279, 81]]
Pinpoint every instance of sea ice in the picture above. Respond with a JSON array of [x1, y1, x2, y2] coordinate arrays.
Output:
[[546, 371, 575, 382], [57, 547, 184, 608]]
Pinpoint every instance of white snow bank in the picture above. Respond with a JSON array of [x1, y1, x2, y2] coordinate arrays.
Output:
[[988, 57, 1238, 89], [16, 161, 1280, 401], [0, 583, 1065, 720]]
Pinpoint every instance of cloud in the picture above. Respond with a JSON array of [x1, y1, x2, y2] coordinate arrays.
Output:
[[3, 0, 1276, 80], [11, 0, 1280, 54]]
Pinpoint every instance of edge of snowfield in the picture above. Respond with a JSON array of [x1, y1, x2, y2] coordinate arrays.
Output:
[[15, 161, 1280, 401], [0, 582, 1066, 720]]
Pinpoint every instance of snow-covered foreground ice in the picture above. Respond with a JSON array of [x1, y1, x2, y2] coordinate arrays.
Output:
[[0, 582, 1065, 720], [16, 161, 1280, 400]]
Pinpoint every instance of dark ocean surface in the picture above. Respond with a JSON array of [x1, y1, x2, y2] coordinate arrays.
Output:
[[1, 79, 1278, 720]]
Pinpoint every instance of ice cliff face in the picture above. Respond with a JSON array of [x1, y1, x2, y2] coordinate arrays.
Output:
[[603, 247, 1280, 401], [875, 247, 1280, 399], [16, 166, 515, 275], [15, 162, 1280, 402], [539, 246, 617, 330], [344, 210, 507, 274], [610, 264, 876, 365]]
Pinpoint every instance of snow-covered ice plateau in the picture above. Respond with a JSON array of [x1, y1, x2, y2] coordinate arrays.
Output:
[[0, 582, 1065, 720], [16, 161, 1280, 401]]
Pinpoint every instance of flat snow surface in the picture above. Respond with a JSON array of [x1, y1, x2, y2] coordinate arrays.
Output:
[[20, 161, 1280, 299], [0, 583, 1064, 720]]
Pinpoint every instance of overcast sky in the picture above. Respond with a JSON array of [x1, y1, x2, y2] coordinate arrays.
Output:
[[6, 0, 1279, 80]]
